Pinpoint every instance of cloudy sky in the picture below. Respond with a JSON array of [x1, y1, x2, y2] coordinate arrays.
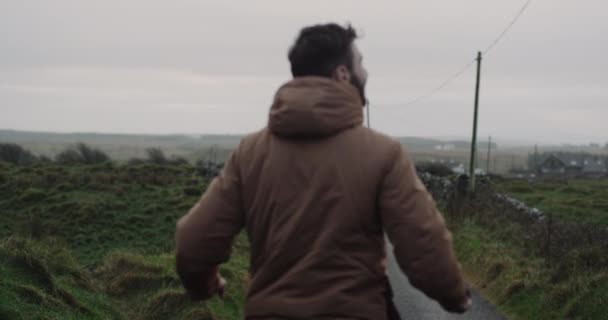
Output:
[[1, 0, 606, 144]]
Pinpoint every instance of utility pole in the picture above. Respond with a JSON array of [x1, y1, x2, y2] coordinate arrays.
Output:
[[469, 51, 483, 193], [534, 144, 539, 174], [365, 99, 371, 128], [486, 136, 492, 174]]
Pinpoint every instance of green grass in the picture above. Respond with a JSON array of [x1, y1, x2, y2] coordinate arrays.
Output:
[[451, 219, 608, 320], [0, 162, 249, 320], [6, 161, 606, 320], [0, 162, 206, 263], [494, 178, 608, 225], [0, 237, 122, 320]]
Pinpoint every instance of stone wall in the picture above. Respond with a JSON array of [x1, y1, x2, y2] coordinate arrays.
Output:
[[418, 172, 608, 269]]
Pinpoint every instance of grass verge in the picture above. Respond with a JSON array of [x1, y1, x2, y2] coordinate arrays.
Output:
[[451, 219, 608, 320]]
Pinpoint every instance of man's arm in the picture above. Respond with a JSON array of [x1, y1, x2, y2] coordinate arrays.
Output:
[[175, 148, 244, 300], [379, 143, 470, 313]]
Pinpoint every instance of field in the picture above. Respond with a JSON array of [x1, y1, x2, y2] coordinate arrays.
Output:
[[494, 178, 608, 225], [452, 220, 608, 320], [0, 162, 248, 319], [3, 144, 608, 319], [443, 177, 608, 320]]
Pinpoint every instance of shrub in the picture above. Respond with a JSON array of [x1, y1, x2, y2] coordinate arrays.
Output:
[[76, 143, 109, 164], [55, 149, 81, 165], [195, 160, 223, 179], [169, 156, 189, 166], [416, 162, 454, 177], [55, 143, 110, 165], [0, 143, 38, 165], [146, 148, 168, 165]]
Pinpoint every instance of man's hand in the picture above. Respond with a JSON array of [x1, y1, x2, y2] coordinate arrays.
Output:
[[461, 295, 473, 312], [193, 268, 226, 300], [442, 288, 473, 313], [445, 287, 472, 313], [209, 269, 227, 299], [217, 275, 227, 298]]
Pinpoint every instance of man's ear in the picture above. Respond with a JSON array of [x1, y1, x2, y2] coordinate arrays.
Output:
[[332, 65, 351, 82]]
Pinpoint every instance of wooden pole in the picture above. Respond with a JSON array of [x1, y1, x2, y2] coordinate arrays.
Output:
[[469, 51, 483, 193], [486, 136, 492, 174]]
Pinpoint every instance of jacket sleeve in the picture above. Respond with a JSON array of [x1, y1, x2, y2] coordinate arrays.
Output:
[[175, 148, 244, 300], [378, 143, 468, 312]]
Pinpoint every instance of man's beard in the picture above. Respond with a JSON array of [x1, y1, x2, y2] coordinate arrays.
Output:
[[350, 74, 367, 106]]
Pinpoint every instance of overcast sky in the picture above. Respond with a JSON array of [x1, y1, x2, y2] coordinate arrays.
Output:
[[1, 0, 606, 144]]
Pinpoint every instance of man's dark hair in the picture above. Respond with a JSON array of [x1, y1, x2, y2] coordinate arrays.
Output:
[[288, 23, 358, 77]]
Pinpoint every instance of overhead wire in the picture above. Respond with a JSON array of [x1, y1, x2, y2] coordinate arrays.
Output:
[[483, 0, 533, 55], [386, 0, 534, 108], [400, 59, 476, 108]]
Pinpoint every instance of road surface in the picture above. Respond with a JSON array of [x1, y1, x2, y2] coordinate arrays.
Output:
[[387, 245, 506, 320]]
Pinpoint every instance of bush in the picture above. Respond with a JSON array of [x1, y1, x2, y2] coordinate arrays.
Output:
[[55, 143, 110, 165], [195, 160, 223, 179], [146, 148, 167, 165], [55, 149, 82, 165], [169, 156, 189, 166], [0, 143, 38, 165], [75, 143, 109, 164], [416, 162, 454, 177]]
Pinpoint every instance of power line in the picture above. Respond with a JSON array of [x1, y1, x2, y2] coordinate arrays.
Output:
[[483, 0, 534, 55], [385, 0, 533, 108], [401, 59, 476, 108]]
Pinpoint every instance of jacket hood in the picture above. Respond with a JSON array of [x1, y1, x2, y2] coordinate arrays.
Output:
[[268, 77, 364, 138]]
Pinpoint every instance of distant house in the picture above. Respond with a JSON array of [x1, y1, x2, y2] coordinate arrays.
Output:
[[433, 144, 456, 151], [530, 152, 608, 178], [508, 168, 536, 179], [538, 154, 567, 175], [583, 160, 607, 176]]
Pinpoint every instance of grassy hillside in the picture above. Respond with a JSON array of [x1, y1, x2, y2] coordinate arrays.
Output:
[[0, 162, 249, 319]]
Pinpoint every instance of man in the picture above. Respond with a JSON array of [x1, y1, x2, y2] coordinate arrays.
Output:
[[175, 23, 471, 319]]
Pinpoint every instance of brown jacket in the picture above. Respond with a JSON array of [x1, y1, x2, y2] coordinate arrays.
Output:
[[175, 77, 468, 319]]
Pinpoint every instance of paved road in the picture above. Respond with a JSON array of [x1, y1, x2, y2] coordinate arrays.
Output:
[[387, 245, 506, 320]]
